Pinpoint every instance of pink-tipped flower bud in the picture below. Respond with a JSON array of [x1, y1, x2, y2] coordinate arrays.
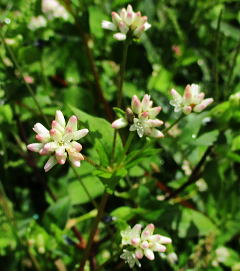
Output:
[[141, 94, 152, 111], [113, 33, 127, 41], [44, 156, 57, 172], [55, 110, 66, 127], [112, 118, 128, 129], [148, 106, 161, 118], [141, 240, 149, 249], [159, 235, 172, 244], [131, 95, 142, 114], [194, 98, 214, 112], [183, 105, 192, 114], [111, 12, 121, 24], [27, 143, 43, 152], [144, 248, 155, 261], [135, 248, 144, 259]]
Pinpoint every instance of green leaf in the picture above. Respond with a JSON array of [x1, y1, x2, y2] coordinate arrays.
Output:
[[94, 168, 127, 192], [111, 206, 136, 221], [147, 66, 172, 94], [178, 209, 218, 238], [193, 130, 219, 146], [231, 135, 240, 151], [112, 0, 134, 7], [69, 105, 123, 166], [43, 197, 71, 229], [89, 6, 107, 38], [68, 176, 104, 205], [113, 107, 125, 118], [0, 104, 13, 123]]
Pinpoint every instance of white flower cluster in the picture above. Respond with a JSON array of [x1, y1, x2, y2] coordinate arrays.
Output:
[[42, 0, 69, 20], [102, 4, 151, 41], [170, 84, 214, 114], [120, 224, 172, 268], [27, 110, 88, 172], [112, 94, 164, 138], [28, 16, 47, 31]]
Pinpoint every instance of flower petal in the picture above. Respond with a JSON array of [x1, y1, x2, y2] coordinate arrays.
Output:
[[112, 118, 128, 129], [55, 110, 66, 127], [27, 143, 43, 152], [113, 33, 126, 40], [131, 95, 142, 114], [101, 20, 117, 31], [44, 156, 57, 172], [194, 98, 214, 112], [144, 248, 155, 260], [65, 115, 78, 133], [33, 123, 49, 135], [71, 129, 89, 140]]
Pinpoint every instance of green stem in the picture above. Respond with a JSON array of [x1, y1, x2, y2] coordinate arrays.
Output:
[[59, 0, 113, 121], [78, 191, 109, 271], [110, 130, 117, 164], [83, 155, 101, 169], [125, 115, 185, 165], [118, 132, 135, 164], [111, 40, 130, 163], [0, 31, 49, 126], [40, 50, 49, 90], [225, 40, 240, 95], [117, 40, 130, 108], [71, 165, 98, 209], [213, 9, 223, 101]]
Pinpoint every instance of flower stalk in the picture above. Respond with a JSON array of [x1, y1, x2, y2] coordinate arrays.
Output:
[[117, 40, 130, 107], [78, 192, 109, 271]]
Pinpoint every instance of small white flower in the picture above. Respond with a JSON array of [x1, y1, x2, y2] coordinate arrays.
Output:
[[28, 16, 47, 31], [102, 4, 151, 41], [120, 223, 172, 268], [112, 94, 164, 138], [42, 0, 68, 20], [170, 84, 214, 114], [120, 249, 141, 268], [166, 252, 178, 264], [27, 110, 88, 172]]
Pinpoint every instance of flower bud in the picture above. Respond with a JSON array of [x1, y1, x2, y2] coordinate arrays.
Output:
[[126, 107, 134, 123], [112, 118, 128, 129]]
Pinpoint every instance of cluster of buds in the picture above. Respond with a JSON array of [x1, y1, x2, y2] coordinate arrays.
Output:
[[120, 224, 172, 268], [27, 110, 88, 172], [102, 4, 151, 41], [42, 0, 69, 20], [170, 84, 214, 114], [112, 94, 164, 138]]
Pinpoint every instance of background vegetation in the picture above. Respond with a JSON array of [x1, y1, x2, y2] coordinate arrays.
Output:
[[0, 0, 240, 270]]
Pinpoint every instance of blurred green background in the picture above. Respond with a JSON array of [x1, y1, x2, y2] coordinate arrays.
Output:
[[0, 0, 240, 270]]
